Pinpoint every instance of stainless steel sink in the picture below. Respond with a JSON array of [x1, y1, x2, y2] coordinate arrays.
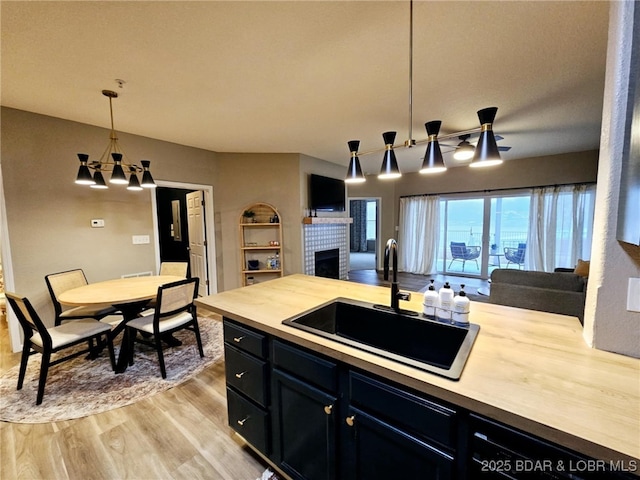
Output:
[[282, 297, 479, 380]]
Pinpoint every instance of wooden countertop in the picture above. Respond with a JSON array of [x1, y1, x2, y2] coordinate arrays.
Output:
[[196, 274, 640, 463]]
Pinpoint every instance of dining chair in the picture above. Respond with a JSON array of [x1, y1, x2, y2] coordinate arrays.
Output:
[[126, 277, 203, 378], [159, 262, 188, 277], [5, 292, 116, 405], [45, 269, 119, 326]]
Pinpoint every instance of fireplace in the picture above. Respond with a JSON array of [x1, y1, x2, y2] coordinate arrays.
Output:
[[314, 248, 340, 279]]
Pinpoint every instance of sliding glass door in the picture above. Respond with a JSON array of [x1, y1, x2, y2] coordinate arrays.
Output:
[[438, 194, 531, 278], [440, 198, 485, 276]]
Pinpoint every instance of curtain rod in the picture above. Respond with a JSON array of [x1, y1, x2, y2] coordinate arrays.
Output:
[[399, 181, 596, 199]]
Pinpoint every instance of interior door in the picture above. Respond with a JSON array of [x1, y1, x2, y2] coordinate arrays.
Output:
[[186, 190, 208, 296]]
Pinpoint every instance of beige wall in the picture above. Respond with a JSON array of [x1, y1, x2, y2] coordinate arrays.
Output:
[[1, 107, 216, 323], [214, 152, 303, 291]]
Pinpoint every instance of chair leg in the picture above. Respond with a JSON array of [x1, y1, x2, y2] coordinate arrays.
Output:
[[192, 320, 205, 358], [36, 350, 51, 405], [17, 342, 31, 390], [155, 334, 167, 379], [448, 258, 455, 269]]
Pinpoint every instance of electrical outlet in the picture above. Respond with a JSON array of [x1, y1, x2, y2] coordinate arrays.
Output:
[[627, 278, 640, 312], [91, 219, 105, 228]]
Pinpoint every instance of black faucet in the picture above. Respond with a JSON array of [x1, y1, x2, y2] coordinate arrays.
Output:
[[374, 238, 418, 316]]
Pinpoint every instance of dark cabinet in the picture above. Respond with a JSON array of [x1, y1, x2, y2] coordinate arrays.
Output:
[[342, 406, 455, 479], [272, 369, 338, 480], [223, 320, 270, 455], [222, 319, 633, 480]]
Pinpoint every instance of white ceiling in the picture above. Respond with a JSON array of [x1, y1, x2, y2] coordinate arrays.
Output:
[[1, 1, 610, 175]]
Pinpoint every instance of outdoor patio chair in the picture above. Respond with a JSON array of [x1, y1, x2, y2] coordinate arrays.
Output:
[[448, 242, 481, 272], [504, 243, 526, 269]]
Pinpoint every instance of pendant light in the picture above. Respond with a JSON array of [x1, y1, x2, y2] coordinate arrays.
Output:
[[345, 141, 366, 183], [470, 107, 503, 168], [378, 132, 401, 179], [419, 121, 447, 174], [75, 87, 156, 190]]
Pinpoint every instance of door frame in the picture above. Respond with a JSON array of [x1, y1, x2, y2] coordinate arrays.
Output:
[[347, 197, 381, 271], [151, 180, 218, 295]]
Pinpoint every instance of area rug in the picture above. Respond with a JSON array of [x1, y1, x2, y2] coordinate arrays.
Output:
[[0, 317, 223, 423]]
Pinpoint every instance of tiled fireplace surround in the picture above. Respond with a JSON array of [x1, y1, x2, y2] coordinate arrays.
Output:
[[303, 223, 349, 280]]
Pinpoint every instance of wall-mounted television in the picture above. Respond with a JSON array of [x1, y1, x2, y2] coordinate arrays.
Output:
[[309, 174, 346, 212]]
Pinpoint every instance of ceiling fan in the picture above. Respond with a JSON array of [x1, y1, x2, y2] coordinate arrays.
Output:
[[440, 134, 512, 161]]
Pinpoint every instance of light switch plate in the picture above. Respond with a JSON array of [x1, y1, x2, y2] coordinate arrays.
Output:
[[627, 278, 640, 312], [91, 219, 105, 228], [132, 235, 150, 245]]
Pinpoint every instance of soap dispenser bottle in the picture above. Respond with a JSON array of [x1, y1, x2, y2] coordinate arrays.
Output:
[[452, 284, 471, 326], [437, 282, 454, 322], [422, 279, 439, 320]]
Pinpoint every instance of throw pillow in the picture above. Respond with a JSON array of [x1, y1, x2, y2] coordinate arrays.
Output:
[[574, 259, 590, 277]]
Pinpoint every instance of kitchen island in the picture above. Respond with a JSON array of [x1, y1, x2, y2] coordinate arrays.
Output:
[[196, 274, 639, 478]]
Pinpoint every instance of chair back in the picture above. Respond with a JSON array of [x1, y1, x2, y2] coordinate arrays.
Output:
[[156, 277, 199, 318], [450, 242, 466, 257], [5, 292, 51, 346], [45, 269, 89, 315], [159, 262, 188, 277]]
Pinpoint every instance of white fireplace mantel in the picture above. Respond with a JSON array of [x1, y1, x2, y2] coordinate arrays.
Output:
[[302, 217, 353, 224]]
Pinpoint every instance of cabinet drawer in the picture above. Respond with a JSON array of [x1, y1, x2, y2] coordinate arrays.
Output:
[[227, 387, 270, 455], [223, 319, 267, 358], [225, 345, 268, 407], [272, 339, 338, 392], [349, 371, 457, 449]]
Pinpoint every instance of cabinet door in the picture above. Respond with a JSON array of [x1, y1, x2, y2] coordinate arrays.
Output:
[[342, 406, 455, 480], [272, 369, 338, 480]]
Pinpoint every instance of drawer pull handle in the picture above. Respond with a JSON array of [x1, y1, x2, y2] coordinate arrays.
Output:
[[324, 405, 333, 415], [235, 371, 247, 379], [237, 416, 250, 426], [233, 336, 245, 343], [345, 415, 355, 427]]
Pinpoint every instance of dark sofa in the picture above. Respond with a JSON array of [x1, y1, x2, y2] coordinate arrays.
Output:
[[489, 269, 587, 324]]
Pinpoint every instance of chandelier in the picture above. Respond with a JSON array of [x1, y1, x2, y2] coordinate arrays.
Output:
[[345, 1, 503, 183], [75, 89, 156, 191]]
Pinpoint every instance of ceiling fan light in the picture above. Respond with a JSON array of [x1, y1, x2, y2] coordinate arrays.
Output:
[[345, 140, 366, 184], [378, 132, 401, 180], [453, 140, 475, 161], [420, 121, 447, 174]]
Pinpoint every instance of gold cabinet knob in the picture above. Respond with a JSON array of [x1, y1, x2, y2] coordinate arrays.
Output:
[[324, 404, 333, 415], [345, 415, 355, 427], [233, 336, 245, 343], [235, 371, 246, 379], [237, 416, 249, 426]]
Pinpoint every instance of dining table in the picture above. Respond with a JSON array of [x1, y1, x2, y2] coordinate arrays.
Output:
[[58, 275, 185, 373]]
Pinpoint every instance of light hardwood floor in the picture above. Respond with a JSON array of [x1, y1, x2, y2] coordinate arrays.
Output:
[[0, 314, 269, 480]]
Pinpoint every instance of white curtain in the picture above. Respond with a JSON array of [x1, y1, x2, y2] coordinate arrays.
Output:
[[527, 184, 596, 272], [398, 195, 440, 274]]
